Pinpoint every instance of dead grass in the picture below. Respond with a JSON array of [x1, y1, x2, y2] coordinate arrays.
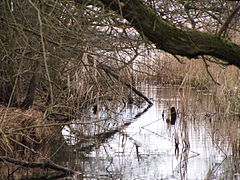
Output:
[[0, 106, 56, 159]]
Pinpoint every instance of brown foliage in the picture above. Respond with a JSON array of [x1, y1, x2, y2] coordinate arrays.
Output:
[[0, 106, 56, 159]]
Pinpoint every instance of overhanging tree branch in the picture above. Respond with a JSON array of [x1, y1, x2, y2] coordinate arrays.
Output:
[[218, 4, 240, 37], [96, 0, 240, 68]]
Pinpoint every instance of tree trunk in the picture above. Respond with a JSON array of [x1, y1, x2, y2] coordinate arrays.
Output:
[[20, 62, 40, 109], [98, 0, 240, 68]]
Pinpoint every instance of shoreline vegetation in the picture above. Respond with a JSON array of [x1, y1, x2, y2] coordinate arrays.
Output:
[[135, 53, 240, 114], [0, 56, 239, 178], [0, 0, 239, 179]]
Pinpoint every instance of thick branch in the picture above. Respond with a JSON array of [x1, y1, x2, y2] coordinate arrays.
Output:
[[98, 0, 240, 68], [218, 4, 240, 37]]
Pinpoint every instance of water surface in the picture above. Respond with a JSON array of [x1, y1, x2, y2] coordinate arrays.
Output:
[[59, 85, 240, 180]]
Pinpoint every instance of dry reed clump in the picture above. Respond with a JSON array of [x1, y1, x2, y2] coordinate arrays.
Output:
[[136, 51, 239, 88], [135, 52, 240, 113], [0, 105, 55, 159]]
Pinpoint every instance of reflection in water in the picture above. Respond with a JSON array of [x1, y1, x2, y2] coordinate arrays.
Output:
[[55, 85, 240, 180]]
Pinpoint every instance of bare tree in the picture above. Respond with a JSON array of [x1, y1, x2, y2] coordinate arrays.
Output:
[[97, 0, 240, 68]]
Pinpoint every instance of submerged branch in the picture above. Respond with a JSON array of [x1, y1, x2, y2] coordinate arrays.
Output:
[[74, 103, 152, 153], [0, 156, 76, 175]]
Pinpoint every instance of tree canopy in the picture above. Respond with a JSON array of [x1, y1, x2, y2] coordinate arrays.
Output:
[[96, 0, 240, 68]]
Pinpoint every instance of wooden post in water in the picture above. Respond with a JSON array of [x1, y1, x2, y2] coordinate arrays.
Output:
[[170, 107, 177, 125]]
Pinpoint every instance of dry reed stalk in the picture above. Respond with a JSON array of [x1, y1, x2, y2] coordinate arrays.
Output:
[[179, 88, 239, 158]]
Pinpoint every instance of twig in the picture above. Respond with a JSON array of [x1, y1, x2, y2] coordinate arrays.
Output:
[[202, 56, 221, 85], [172, 54, 185, 64]]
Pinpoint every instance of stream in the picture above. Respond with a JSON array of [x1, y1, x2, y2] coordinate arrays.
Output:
[[57, 85, 240, 180]]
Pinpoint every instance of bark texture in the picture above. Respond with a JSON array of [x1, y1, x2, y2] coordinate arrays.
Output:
[[98, 0, 240, 68], [20, 62, 40, 109]]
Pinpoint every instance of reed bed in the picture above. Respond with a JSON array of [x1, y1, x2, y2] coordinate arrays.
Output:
[[158, 85, 240, 179], [135, 51, 240, 114]]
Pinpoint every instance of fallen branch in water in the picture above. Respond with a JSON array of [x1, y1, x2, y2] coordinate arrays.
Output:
[[75, 104, 152, 153], [88, 57, 153, 105], [100, 64, 153, 105], [0, 156, 76, 175]]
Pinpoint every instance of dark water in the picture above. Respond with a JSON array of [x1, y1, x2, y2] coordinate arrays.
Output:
[[58, 85, 240, 180]]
